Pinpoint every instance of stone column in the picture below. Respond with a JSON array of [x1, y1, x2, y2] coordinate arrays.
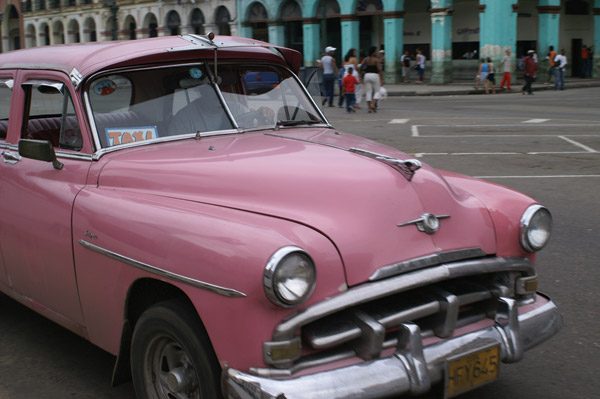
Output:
[[431, 6, 453, 84], [537, 1, 561, 81], [479, 1, 516, 61], [383, 11, 404, 84], [238, 24, 252, 38], [268, 23, 285, 46], [537, 1, 561, 56], [340, 15, 359, 62], [303, 19, 320, 67]]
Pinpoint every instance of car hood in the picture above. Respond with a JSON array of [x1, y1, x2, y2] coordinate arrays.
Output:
[[98, 129, 496, 286]]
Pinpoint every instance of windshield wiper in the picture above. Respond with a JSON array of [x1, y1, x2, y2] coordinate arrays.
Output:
[[275, 120, 324, 128]]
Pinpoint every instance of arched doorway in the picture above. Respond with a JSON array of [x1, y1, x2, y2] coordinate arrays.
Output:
[[39, 22, 50, 46], [123, 15, 137, 40], [67, 19, 80, 43], [53, 20, 65, 44], [166, 10, 181, 36], [5, 5, 21, 50], [316, 0, 341, 61], [247, 2, 268, 42], [83, 17, 97, 42], [143, 13, 158, 38], [215, 6, 231, 35], [190, 8, 205, 35], [280, 0, 302, 54], [357, 0, 383, 55], [25, 23, 36, 48]]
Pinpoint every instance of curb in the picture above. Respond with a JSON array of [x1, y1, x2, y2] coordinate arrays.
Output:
[[386, 81, 600, 97]]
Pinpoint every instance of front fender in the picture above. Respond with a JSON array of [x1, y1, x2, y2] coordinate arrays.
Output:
[[72, 188, 346, 371]]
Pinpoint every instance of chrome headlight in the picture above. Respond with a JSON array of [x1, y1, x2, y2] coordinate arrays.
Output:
[[520, 205, 552, 252], [264, 246, 316, 307]]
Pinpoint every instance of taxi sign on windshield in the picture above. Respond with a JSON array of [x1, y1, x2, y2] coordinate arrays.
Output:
[[105, 126, 158, 147]]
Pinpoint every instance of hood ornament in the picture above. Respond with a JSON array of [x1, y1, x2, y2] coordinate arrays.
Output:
[[398, 213, 450, 234], [349, 148, 421, 181]]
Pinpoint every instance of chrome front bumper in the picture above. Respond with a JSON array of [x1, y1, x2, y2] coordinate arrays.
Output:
[[224, 294, 561, 399]]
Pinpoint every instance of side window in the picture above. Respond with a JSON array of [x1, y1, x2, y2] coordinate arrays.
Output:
[[21, 80, 82, 151], [0, 79, 13, 140]]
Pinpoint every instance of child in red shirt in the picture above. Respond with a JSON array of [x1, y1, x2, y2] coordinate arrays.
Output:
[[342, 67, 359, 113]]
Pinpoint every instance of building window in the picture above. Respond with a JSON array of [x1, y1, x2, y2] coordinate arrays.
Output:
[[166, 11, 181, 36], [215, 6, 231, 36], [191, 8, 205, 35], [565, 0, 590, 15]]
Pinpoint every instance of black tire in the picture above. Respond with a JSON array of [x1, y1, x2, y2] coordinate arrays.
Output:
[[130, 300, 220, 399]]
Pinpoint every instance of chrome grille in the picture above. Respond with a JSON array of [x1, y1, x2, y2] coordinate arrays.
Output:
[[259, 256, 535, 375]]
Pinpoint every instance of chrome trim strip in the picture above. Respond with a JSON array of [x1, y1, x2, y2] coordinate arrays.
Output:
[[272, 257, 533, 340], [224, 296, 561, 399], [0, 143, 93, 161], [79, 240, 246, 298], [369, 248, 487, 281]]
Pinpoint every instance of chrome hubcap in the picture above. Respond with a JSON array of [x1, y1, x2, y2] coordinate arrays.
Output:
[[147, 337, 200, 399]]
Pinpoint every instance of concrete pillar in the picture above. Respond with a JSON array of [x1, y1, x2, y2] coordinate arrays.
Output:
[[340, 16, 359, 62], [537, 0, 561, 57], [303, 21, 320, 67], [431, 4, 453, 84], [594, 0, 600, 77], [383, 12, 404, 83], [268, 23, 285, 46], [479, 0, 516, 63]]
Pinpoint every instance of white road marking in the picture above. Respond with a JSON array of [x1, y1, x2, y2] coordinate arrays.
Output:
[[389, 119, 409, 124], [523, 119, 550, 123], [559, 136, 598, 153], [411, 125, 420, 137]]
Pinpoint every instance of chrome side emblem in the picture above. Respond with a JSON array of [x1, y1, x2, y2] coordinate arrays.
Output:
[[398, 213, 450, 235]]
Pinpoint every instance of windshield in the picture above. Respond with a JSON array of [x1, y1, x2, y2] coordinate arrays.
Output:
[[87, 62, 326, 149]]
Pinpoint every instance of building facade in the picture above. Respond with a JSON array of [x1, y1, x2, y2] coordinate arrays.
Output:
[[2, 0, 599, 83]]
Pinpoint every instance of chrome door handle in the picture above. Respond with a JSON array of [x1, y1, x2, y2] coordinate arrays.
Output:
[[2, 150, 21, 164]]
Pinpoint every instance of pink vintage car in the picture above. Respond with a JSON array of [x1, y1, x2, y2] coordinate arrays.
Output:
[[0, 35, 560, 399]]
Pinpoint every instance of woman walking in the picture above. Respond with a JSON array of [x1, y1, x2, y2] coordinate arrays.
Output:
[[361, 46, 383, 113]]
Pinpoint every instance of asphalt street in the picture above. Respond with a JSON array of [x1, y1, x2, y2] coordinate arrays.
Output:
[[1, 87, 599, 398]]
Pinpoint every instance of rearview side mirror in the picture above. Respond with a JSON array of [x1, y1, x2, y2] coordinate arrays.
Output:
[[18, 139, 64, 170]]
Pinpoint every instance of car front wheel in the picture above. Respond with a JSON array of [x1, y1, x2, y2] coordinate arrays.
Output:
[[130, 300, 220, 399]]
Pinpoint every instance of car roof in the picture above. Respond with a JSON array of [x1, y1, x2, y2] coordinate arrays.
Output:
[[0, 35, 302, 81]]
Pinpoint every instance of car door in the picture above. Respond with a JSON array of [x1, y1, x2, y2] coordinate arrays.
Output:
[[0, 74, 16, 289], [0, 71, 92, 330]]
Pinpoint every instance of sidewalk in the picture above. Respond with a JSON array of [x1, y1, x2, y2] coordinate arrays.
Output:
[[383, 77, 600, 96]]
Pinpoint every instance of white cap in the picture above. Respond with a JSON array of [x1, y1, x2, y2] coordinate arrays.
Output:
[[325, 46, 336, 53], [527, 49, 535, 54]]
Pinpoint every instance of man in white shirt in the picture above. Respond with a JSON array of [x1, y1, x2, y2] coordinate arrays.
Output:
[[553, 49, 567, 91]]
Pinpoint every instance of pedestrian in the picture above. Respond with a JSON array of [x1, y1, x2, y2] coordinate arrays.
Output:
[[342, 67, 359, 113], [400, 50, 411, 83], [554, 49, 567, 90], [361, 46, 383, 113], [484, 57, 496, 94], [478, 58, 489, 90], [522, 50, 538, 95], [499, 49, 512, 91], [587, 46, 594, 78], [342, 48, 362, 109], [319, 46, 338, 107], [580, 45, 589, 78], [415, 48, 426, 83], [545, 45, 557, 84]]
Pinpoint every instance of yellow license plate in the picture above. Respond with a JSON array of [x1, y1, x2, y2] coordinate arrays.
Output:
[[445, 344, 500, 399]]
